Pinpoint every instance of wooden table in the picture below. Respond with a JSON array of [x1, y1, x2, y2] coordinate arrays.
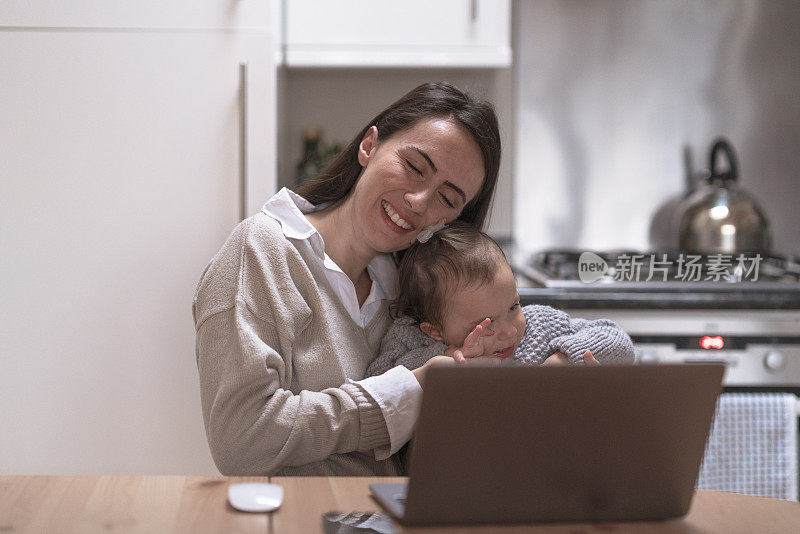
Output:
[[1, 476, 799, 533]]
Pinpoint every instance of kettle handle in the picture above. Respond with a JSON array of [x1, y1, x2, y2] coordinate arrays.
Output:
[[709, 138, 739, 181]]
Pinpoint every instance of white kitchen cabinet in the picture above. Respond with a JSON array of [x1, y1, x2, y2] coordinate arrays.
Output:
[[0, 1, 269, 29], [281, 0, 511, 67], [0, 19, 275, 473]]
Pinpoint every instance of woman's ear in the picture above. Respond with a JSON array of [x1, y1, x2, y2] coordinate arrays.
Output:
[[420, 322, 445, 342], [357, 126, 378, 166]]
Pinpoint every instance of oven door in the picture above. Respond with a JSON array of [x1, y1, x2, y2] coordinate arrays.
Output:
[[632, 335, 800, 501]]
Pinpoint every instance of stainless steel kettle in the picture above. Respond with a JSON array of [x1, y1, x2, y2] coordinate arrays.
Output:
[[677, 138, 772, 254]]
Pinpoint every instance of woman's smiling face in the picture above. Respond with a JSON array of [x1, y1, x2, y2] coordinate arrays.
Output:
[[349, 118, 485, 254]]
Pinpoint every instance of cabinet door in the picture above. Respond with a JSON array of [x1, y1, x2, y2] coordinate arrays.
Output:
[[284, 0, 511, 67], [0, 29, 274, 474]]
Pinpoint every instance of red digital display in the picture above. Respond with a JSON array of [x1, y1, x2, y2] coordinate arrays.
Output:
[[700, 335, 725, 350]]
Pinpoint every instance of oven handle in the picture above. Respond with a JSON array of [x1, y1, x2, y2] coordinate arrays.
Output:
[[683, 357, 738, 367]]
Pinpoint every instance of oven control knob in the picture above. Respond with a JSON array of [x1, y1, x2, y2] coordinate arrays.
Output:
[[764, 351, 786, 372]]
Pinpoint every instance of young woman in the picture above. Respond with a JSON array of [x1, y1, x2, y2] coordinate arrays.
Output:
[[193, 83, 502, 476]]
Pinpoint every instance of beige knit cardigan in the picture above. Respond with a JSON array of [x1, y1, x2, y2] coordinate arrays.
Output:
[[193, 213, 403, 476]]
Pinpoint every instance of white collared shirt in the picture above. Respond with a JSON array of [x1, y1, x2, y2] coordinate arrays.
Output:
[[261, 187, 396, 327], [261, 188, 422, 458]]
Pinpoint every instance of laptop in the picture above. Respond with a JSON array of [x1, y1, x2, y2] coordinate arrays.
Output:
[[371, 363, 724, 525]]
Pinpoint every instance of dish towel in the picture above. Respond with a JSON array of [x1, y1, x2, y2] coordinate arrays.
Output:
[[697, 393, 798, 501]]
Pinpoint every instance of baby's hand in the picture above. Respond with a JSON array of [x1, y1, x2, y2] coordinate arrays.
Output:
[[445, 318, 494, 362]]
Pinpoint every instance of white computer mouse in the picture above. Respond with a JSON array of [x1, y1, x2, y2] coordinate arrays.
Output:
[[227, 482, 284, 512]]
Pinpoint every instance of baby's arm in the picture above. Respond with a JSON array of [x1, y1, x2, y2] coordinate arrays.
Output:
[[551, 316, 635, 365], [517, 305, 635, 366], [366, 317, 449, 377]]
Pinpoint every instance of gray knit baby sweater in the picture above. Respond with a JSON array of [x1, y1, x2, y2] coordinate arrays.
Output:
[[366, 305, 635, 376]]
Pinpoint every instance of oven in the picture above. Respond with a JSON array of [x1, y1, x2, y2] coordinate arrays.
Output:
[[513, 249, 800, 499], [514, 249, 800, 386]]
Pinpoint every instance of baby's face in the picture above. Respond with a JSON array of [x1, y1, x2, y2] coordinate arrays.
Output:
[[437, 262, 527, 359]]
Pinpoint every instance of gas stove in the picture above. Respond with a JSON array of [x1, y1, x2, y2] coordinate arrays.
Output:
[[515, 249, 800, 388], [515, 249, 800, 309], [525, 249, 800, 287]]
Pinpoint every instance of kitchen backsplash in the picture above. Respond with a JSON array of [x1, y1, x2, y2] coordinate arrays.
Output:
[[512, 0, 800, 259]]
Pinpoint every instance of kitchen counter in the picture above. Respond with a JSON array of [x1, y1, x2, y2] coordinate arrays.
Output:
[[2, 476, 799, 533]]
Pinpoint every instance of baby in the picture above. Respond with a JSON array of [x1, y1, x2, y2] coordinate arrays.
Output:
[[367, 222, 635, 377]]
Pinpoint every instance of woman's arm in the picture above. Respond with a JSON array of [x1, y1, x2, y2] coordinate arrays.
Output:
[[193, 216, 418, 475], [196, 304, 394, 475]]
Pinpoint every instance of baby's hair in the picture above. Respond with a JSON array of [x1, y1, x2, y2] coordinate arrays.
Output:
[[394, 221, 508, 327]]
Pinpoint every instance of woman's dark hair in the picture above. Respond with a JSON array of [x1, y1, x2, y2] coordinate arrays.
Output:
[[394, 221, 507, 327], [295, 82, 501, 231]]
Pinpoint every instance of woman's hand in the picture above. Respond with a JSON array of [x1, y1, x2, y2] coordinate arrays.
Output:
[[542, 351, 569, 366], [411, 355, 459, 389], [444, 318, 493, 362], [583, 350, 600, 365], [542, 350, 599, 366]]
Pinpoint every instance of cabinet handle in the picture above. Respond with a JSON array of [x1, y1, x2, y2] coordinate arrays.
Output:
[[470, 0, 478, 21], [239, 62, 248, 222]]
